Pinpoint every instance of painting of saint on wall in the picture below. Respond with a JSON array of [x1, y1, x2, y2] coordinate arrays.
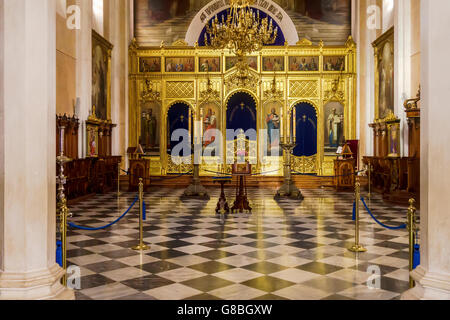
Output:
[[324, 101, 345, 154], [165, 57, 195, 72], [262, 57, 285, 72], [92, 31, 112, 121], [388, 122, 400, 157], [201, 102, 220, 149], [139, 57, 161, 72], [226, 57, 258, 71], [199, 57, 221, 72], [86, 125, 99, 157], [263, 101, 283, 155], [140, 101, 161, 154], [374, 27, 394, 120], [323, 56, 345, 71], [289, 57, 319, 71]]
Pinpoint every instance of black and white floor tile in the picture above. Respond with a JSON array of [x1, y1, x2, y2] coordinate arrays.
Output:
[[67, 187, 411, 300]]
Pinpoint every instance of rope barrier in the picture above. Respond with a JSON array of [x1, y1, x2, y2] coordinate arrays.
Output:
[[360, 197, 407, 230], [121, 169, 192, 181], [143, 201, 147, 221], [291, 169, 365, 178], [68, 196, 139, 231], [352, 201, 356, 221]]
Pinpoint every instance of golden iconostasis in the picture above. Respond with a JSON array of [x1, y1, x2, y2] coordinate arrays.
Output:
[[128, 37, 357, 176]]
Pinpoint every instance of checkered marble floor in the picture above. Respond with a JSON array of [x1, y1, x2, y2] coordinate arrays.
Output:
[[67, 187, 412, 300]]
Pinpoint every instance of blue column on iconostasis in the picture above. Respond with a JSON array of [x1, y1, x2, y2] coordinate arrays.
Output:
[[167, 102, 193, 156], [292, 102, 317, 157]]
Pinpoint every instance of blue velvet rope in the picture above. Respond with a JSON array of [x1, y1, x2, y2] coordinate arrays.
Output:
[[143, 201, 147, 221], [360, 197, 407, 230], [68, 196, 139, 231], [352, 201, 356, 221], [56, 240, 62, 267], [413, 244, 420, 269]]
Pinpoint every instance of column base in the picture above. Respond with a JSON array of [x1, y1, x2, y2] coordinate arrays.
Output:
[[0, 263, 75, 300], [401, 266, 450, 300]]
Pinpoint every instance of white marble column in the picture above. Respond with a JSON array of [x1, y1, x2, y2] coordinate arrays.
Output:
[[402, 0, 450, 300], [76, 0, 93, 158], [0, 0, 73, 300]]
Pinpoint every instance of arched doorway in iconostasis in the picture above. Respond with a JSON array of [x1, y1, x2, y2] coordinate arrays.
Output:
[[225, 91, 258, 168], [290, 101, 318, 174], [166, 101, 194, 173]]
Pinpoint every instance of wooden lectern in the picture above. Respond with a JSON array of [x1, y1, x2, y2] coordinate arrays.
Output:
[[231, 163, 252, 213]]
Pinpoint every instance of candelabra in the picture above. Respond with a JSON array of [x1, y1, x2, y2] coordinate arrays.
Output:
[[182, 143, 210, 200], [275, 137, 303, 200], [56, 124, 72, 286]]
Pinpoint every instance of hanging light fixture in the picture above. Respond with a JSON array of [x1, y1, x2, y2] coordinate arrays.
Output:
[[205, 0, 278, 83]]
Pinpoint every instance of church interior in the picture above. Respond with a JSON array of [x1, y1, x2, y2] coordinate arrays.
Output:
[[0, 0, 449, 301]]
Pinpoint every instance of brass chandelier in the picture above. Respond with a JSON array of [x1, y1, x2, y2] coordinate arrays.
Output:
[[205, 0, 278, 81]]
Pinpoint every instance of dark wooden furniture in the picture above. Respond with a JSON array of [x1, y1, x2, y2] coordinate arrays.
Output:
[[59, 156, 121, 203], [128, 159, 151, 191], [334, 158, 356, 191], [213, 177, 232, 214], [363, 91, 420, 204], [231, 163, 252, 214], [56, 114, 79, 160]]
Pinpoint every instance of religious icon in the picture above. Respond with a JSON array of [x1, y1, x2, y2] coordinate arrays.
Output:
[[139, 57, 161, 72], [226, 56, 258, 71], [86, 125, 99, 157], [266, 108, 280, 149], [289, 56, 319, 71], [388, 122, 400, 157], [323, 56, 345, 71], [324, 102, 344, 153], [165, 57, 195, 72], [375, 29, 394, 120], [203, 108, 217, 147], [92, 31, 112, 121], [140, 101, 161, 154], [199, 57, 221, 72], [262, 57, 285, 72]]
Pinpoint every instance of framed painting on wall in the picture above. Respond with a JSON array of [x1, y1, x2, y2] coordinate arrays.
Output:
[[139, 57, 161, 73], [86, 124, 99, 157], [199, 57, 221, 72], [373, 27, 394, 120], [387, 121, 401, 157], [323, 56, 346, 71], [262, 57, 285, 72], [140, 100, 161, 155], [324, 101, 345, 155], [225, 56, 258, 71], [288, 57, 319, 71], [92, 30, 113, 121], [165, 57, 195, 72]]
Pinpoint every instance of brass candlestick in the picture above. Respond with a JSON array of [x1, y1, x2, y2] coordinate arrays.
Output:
[[275, 137, 303, 200], [56, 124, 72, 286], [182, 143, 210, 200]]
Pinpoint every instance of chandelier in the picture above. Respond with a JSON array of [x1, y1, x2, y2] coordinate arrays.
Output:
[[204, 0, 278, 58]]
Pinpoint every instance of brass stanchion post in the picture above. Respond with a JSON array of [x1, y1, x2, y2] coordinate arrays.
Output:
[[132, 178, 150, 251], [349, 177, 367, 252], [368, 163, 372, 199], [58, 198, 69, 286], [407, 198, 417, 288]]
